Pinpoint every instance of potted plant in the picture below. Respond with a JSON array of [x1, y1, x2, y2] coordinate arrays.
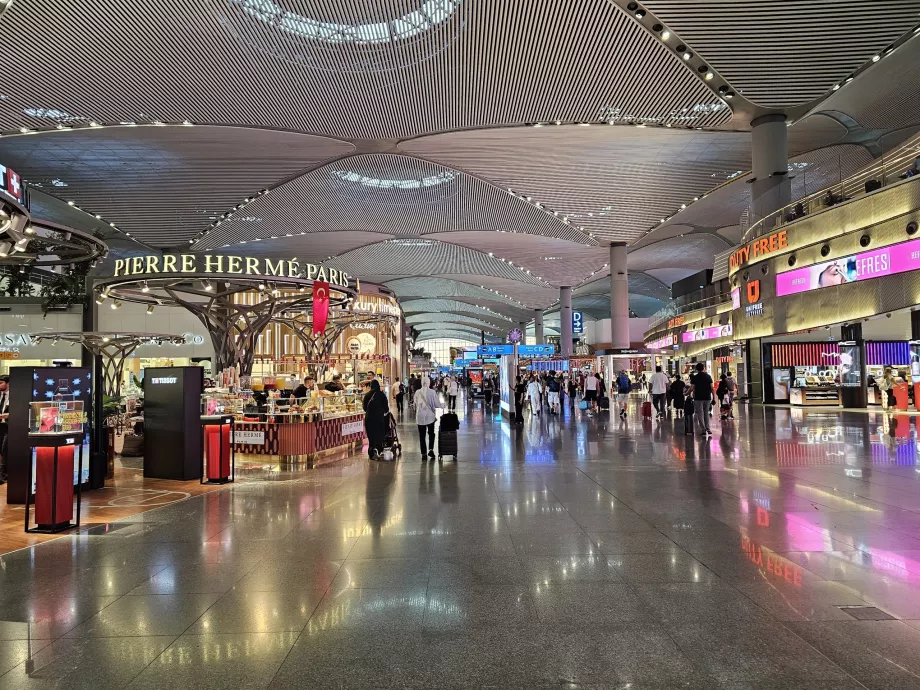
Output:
[[101, 394, 123, 477]]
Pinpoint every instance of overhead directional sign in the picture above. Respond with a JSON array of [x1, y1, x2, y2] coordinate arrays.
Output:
[[572, 311, 584, 334], [518, 344, 556, 357], [477, 344, 514, 357]]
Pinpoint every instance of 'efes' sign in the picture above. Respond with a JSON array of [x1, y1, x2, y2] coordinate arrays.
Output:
[[113, 253, 351, 288]]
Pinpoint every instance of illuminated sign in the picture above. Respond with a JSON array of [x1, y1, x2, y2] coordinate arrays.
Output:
[[150, 376, 177, 384], [729, 230, 789, 270], [668, 315, 685, 328], [572, 311, 584, 334], [0, 163, 24, 205], [745, 303, 764, 317], [645, 335, 677, 350], [508, 328, 523, 343], [2, 333, 33, 347], [746, 279, 761, 304], [477, 344, 514, 357], [112, 254, 351, 288], [518, 344, 556, 357], [776, 236, 920, 297], [462, 350, 478, 361], [681, 324, 733, 343], [731, 287, 741, 310], [352, 300, 400, 317]]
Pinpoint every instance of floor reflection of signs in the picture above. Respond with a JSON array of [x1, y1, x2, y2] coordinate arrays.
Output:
[[102, 489, 192, 508]]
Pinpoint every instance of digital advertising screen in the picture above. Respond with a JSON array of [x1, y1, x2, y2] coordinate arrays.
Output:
[[681, 324, 733, 343], [838, 342, 863, 388], [776, 237, 920, 297]]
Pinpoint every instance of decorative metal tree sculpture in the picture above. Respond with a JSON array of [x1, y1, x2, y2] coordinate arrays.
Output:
[[271, 308, 399, 374], [28, 332, 186, 479], [28, 332, 187, 396], [94, 274, 357, 376]]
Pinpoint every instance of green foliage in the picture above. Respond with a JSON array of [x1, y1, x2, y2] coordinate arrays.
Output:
[[40, 264, 89, 315], [0, 266, 35, 297], [102, 395, 122, 418]]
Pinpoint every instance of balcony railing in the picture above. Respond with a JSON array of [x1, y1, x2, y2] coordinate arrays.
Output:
[[742, 132, 920, 243], [648, 292, 733, 331]]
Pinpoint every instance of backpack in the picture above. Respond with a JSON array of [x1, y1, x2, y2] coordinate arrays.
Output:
[[726, 377, 736, 392], [617, 374, 631, 394]]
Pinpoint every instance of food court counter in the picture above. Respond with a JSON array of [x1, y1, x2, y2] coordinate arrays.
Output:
[[202, 393, 365, 467]]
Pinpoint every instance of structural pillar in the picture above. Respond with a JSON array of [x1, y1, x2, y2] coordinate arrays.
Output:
[[560, 286, 573, 359], [750, 114, 791, 230], [609, 242, 629, 349], [534, 310, 544, 343]]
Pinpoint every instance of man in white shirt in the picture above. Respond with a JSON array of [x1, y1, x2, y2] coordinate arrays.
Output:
[[414, 378, 441, 461], [583, 372, 598, 412], [649, 366, 670, 420]]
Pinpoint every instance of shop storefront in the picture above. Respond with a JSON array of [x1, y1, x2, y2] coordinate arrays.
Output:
[[0, 311, 84, 375]]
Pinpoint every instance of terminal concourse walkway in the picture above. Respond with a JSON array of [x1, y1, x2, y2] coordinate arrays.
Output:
[[2, 395, 920, 687]]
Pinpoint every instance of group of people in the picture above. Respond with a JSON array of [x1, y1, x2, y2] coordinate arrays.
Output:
[[364, 372, 450, 461], [659, 365, 736, 436]]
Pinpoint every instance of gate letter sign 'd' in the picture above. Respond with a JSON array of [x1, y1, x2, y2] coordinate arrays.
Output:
[[312, 281, 330, 334], [747, 280, 761, 304]]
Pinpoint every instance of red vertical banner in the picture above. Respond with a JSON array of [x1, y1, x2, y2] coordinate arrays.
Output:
[[312, 281, 330, 334]]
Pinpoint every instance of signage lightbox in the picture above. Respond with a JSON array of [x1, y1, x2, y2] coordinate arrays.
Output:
[[477, 344, 514, 357], [681, 324, 733, 343], [0, 163, 24, 205], [518, 344, 556, 357], [572, 311, 584, 334], [776, 237, 920, 297]]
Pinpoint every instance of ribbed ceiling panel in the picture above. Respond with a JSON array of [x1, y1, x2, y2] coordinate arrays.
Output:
[[408, 316, 508, 337], [194, 154, 589, 250], [643, 0, 920, 108], [0, 0, 730, 139], [401, 299, 517, 323], [401, 127, 752, 243], [385, 277, 532, 315], [0, 126, 353, 247]]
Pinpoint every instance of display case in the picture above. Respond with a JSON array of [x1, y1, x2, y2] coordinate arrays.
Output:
[[25, 401, 87, 533], [200, 414, 235, 484]]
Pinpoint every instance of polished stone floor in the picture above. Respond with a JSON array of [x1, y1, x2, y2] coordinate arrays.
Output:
[[3, 394, 920, 687]]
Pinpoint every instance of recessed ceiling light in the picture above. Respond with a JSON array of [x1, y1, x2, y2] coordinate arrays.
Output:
[[872, 55, 880, 62], [705, 71, 714, 80], [660, 30, 670, 40]]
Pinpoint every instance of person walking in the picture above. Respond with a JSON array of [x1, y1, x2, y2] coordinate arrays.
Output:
[[687, 363, 714, 436], [482, 375, 494, 407], [725, 371, 737, 412], [615, 370, 632, 418], [547, 374, 561, 414], [649, 366, 669, 420], [717, 374, 728, 408], [391, 378, 406, 416], [879, 367, 895, 410], [567, 375, 577, 409], [583, 371, 598, 412], [514, 375, 527, 424], [362, 380, 389, 460], [527, 376, 542, 416], [670, 375, 686, 418], [414, 377, 440, 461], [447, 375, 459, 411]]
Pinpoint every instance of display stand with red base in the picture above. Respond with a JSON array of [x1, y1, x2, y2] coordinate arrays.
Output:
[[200, 415, 235, 485], [25, 432, 84, 534]]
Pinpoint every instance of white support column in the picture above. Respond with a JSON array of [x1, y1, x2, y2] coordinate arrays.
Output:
[[560, 286, 573, 359], [751, 114, 790, 229], [609, 242, 629, 349], [534, 310, 544, 343]]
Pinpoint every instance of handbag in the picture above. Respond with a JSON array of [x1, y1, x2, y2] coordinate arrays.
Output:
[[578, 400, 589, 410]]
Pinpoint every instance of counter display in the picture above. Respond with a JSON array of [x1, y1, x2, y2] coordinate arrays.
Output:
[[200, 391, 365, 467], [790, 387, 841, 406]]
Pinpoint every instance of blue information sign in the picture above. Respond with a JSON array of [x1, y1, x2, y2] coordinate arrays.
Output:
[[572, 311, 584, 334], [518, 344, 556, 357], [477, 344, 514, 357]]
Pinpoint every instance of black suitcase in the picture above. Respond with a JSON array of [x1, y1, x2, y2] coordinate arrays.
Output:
[[438, 430, 458, 461], [440, 412, 460, 432], [597, 395, 610, 411]]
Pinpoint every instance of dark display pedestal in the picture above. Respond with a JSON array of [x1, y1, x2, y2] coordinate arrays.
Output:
[[144, 367, 203, 480], [25, 433, 84, 533]]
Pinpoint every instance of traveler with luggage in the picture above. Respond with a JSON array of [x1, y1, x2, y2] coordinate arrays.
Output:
[[670, 376, 686, 417], [482, 375, 494, 407], [683, 392, 695, 435], [414, 377, 441, 461], [583, 372, 598, 412], [527, 376, 542, 416], [362, 380, 390, 460]]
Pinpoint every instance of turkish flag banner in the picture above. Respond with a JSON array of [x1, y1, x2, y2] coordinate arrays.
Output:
[[312, 281, 330, 334]]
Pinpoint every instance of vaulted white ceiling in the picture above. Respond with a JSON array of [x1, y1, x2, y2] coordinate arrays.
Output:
[[1, 0, 918, 336]]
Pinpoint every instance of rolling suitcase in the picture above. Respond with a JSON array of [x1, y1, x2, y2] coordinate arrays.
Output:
[[438, 430, 458, 461], [641, 400, 653, 418], [597, 395, 610, 411]]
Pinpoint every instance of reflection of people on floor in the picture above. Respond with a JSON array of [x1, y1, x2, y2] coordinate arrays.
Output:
[[365, 460, 397, 536], [438, 463, 459, 504]]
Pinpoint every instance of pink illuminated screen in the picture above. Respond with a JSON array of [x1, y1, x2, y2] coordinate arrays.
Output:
[[681, 324, 733, 343], [776, 237, 920, 297]]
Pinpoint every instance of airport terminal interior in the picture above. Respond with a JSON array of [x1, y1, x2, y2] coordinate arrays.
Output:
[[1, 0, 920, 687]]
